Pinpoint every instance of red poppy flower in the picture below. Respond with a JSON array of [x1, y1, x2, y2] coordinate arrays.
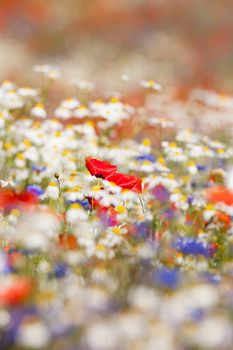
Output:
[[0, 189, 38, 211], [106, 173, 142, 193], [206, 186, 233, 206], [85, 157, 118, 179], [0, 276, 32, 306]]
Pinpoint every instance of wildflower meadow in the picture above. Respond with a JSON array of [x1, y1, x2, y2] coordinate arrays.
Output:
[[0, 1, 233, 350]]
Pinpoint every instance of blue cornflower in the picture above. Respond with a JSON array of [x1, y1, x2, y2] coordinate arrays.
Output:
[[153, 267, 180, 289], [54, 262, 68, 278], [31, 165, 47, 172], [191, 308, 205, 321], [202, 272, 221, 284], [135, 154, 156, 163], [134, 221, 150, 239], [187, 195, 194, 205], [66, 199, 91, 210], [197, 164, 208, 172], [174, 237, 209, 256], [27, 184, 44, 197]]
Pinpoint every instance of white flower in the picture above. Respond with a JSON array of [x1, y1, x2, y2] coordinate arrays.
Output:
[[31, 103, 47, 119], [1, 80, 16, 91], [0, 180, 14, 188], [203, 209, 215, 221], [54, 107, 72, 119], [20, 231, 49, 250], [20, 211, 60, 235], [71, 79, 95, 91], [45, 182, 59, 199], [129, 285, 159, 313], [14, 169, 30, 181], [140, 161, 155, 173], [187, 161, 198, 175], [15, 154, 26, 168], [73, 105, 89, 118], [66, 204, 88, 224], [141, 79, 162, 91], [193, 317, 233, 349], [150, 117, 174, 128], [85, 320, 120, 350], [18, 87, 38, 97], [0, 91, 24, 109], [0, 115, 5, 129], [33, 65, 61, 79], [16, 320, 51, 349], [121, 74, 130, 82], [60, 98, 80, 110], [65, 190, 84, 202], [118, 312, 147, 340], [0, 309, 10, 328], [226, 167, 233, 190], [24, 147, 39, 162], [176, 129, 200, 143]]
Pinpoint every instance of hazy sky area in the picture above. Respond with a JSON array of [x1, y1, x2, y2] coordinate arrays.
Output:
[[0, 0, 232, 92]]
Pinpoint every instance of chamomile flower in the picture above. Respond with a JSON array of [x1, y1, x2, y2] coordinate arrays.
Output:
[[31, 103, 47, 119], [33, 64, 61, 79], [45, 182, 59, 199], [15, 153, 26, 168], [141, 79, 162, 91], [71, 79, 95, 91], [60, 98, 80, 110], [54, 106, 72, 119], [18, 87, 38, 98], [0, 90, 24, 109], [73, 105, 90, 118], [66, 203, 88, 224], [121, 74, 130, 82]]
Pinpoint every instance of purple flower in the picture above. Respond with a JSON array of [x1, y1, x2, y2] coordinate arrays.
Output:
[[162, 207, 176, 220], [197, 164, 208, 172], [134, 221, 150, 239], [152, 184, 170, 203], [187, 195, 194, 205]]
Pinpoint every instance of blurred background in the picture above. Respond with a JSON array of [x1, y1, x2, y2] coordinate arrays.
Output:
[[0, 0, 233, 93]]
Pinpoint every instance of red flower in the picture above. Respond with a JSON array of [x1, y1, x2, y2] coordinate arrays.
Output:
[[87, 196, 101, 210], [85, 157, 118, 179], [206, 186, 233, 206], [0, 276, 32, 306], [0, 189, 38, 211], [106, 173, 142, 193], [85, 157, 143, 193]]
